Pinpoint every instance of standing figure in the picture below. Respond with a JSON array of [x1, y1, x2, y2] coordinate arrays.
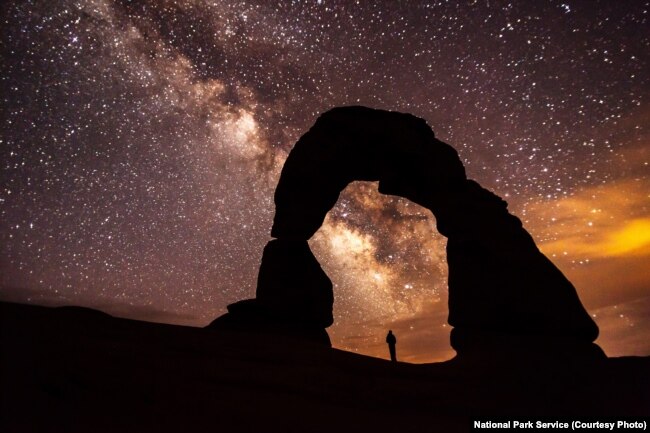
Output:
[[386, 330, 397, 362]]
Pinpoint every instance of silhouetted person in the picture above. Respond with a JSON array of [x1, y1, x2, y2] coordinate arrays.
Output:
[[386, 330, 397, 362]]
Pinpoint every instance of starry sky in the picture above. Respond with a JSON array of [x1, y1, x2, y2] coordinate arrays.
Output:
[[2, 0, 648, 363]]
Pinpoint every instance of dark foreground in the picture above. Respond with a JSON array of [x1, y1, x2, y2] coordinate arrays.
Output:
[[1, 302, 648, 432]]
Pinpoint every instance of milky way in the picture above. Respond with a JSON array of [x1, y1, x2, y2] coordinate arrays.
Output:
[[2, 0, 648, 362]]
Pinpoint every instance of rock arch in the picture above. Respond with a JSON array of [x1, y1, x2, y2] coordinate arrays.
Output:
[[210, 106, 600, 356]]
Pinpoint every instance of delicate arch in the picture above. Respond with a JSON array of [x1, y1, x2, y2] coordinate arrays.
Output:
[[212, 106, 599, 354]]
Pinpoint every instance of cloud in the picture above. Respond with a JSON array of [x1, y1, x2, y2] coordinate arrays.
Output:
[[523, 173, 650, 316], [529, 180, 650, 259], [593, 296, 650, 357]]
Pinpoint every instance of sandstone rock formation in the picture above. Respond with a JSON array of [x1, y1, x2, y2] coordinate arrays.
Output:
[[207, 238, 333, 345], [271, 106, 466, 240], [209, 106, 600, 357], [255, 239, 334, 328]]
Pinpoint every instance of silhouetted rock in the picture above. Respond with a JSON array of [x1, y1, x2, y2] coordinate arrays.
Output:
[[207, 298, 332, 346], [213, 105, 601, 358], [207, 239, 333, 345], [256, 239, 334, 327], [271, 106, 467, 240], [215, 106, 466, 345], [424, 180, 600, 354]]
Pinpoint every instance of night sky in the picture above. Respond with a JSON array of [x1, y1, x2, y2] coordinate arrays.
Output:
[[2, 0, 648, 362]]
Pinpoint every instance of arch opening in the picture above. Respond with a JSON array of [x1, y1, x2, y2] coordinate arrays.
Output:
[[309, 181, 452, 362]]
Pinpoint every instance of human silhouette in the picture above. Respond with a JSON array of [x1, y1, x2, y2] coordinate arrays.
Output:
[[386, 330, 397, 362]]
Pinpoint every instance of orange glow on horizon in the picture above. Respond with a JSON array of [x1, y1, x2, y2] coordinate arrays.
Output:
[[604, 219, 650, 256], [540, 217, 650, 259]]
